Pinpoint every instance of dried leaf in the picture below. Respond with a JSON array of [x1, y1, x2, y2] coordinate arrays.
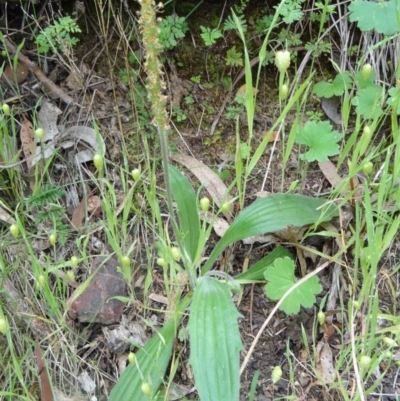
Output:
[[37, 99, 61, 142], [242, 233, 277, 245], [200, 211, 230, 237], [71, 198, 86, 229], [87, 195, 102, 216], [20, 115, 35, 170], [236, 84, 259, 97], [262, 130, 280, 142], [349, 174, 364, 204], [171, 154, 232, 209], [315, 340, 335, 384], [0, 203, 15, 224], [0, 62, 29, 85], [35, 338, 54, 401], [318, 159, 342, 187], [77, 371, 96, 394], [169, 382, 194, 400], [321, 96, 342, 126], [60, 126, 105, 165]]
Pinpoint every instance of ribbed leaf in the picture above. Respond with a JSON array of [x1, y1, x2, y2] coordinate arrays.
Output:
[[202, 194, 337, 273], [188, 277, 243, 401], [234, 246, 293, 282], [169, 164, 200, 264], [108, 315, 177, 401]]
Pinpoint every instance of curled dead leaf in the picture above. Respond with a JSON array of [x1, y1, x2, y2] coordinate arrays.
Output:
[[71, 198, 86, 229], [315, 340, 335, 384], [87, 195, 102, 216]]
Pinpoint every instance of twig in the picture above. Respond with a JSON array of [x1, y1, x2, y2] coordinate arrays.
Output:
[[3, 36, 74, 105]]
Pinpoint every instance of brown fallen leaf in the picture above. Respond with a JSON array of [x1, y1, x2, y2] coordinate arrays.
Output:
[[318, 159, 342, 187], [262, 130, 280, 142], [20, 115, 35, 170], [318, 159, 364, 204], [35, 338, 54, 401], [236, 83, 259, 98], [171, 153, 233, 217], [72, 195, 102, 228], [71, 198, 86, 229], [315, 340, 335, 384]]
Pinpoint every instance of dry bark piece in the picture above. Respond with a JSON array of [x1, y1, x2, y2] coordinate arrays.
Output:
[[67, 257, 127, 324]]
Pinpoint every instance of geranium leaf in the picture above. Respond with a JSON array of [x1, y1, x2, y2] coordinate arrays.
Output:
[[296, 121, 342, 162], [313, 72, 352, 98], [349, 0, 400, 35], [351, 85, 384, 119], [387, 86, 400, 114], [264, 257, 322, 315]]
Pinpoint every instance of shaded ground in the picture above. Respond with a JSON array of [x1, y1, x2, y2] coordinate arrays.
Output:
[[0, 1, 400, 400]]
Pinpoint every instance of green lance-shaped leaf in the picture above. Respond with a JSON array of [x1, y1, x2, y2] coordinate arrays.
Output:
[[234, 246, 294, 282], [108, 298, 190, 401], [202, 194, 337, 274], [169, 164, 201, 264], [188, 277, 243, 401]]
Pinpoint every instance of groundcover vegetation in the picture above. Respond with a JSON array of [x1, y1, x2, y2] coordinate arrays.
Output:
[[0, 0, 400, 400]]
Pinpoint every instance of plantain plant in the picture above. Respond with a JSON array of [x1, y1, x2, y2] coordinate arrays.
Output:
[[108, 2, 337, 400]]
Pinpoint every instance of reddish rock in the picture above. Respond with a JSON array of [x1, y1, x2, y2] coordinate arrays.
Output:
[[68, 256, 127, 324]]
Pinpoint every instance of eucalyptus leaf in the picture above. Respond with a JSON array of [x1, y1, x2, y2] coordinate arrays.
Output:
[[188, 277, 243, 401]]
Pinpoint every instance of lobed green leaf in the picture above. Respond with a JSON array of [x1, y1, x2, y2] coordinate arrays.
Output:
[[264, 257, 322, 314]]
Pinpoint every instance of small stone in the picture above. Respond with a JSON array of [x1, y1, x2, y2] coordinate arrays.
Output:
[[67, 257, 127, 324]]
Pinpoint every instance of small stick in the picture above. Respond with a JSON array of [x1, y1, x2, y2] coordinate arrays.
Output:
[[3, 36, 74, 105]]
